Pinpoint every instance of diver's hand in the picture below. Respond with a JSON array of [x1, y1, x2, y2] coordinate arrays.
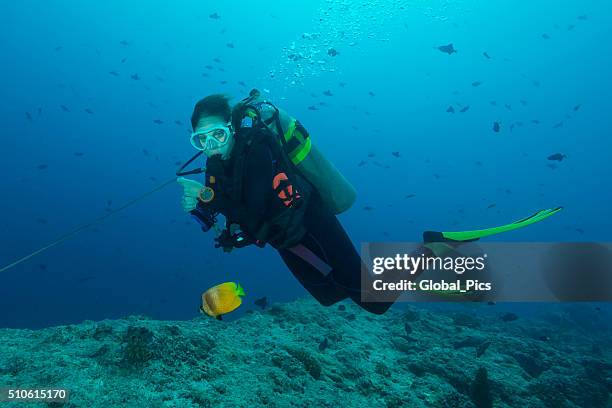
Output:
[[214, 230, 235, 253], [177, 177, 203, 212], [214, 227, 257, 252]]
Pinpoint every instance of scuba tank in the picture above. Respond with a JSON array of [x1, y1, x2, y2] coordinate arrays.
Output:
[[231, 89, 357, 215]]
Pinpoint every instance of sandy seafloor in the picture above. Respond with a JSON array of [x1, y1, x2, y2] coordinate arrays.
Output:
[[0, 299, 610, 408]]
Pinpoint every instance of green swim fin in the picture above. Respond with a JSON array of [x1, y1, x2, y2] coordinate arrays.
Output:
[[423, 207, 563, 243]]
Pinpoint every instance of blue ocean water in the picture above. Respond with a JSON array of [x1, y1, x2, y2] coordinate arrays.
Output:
[[0, 0, 611, 329]]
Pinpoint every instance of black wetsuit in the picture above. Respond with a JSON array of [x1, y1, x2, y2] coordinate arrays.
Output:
[[278, 197, 393, 315], [199, 133, 393, 315]]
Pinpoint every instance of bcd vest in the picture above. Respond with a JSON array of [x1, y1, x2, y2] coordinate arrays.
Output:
[[204, 126, 312, 249]]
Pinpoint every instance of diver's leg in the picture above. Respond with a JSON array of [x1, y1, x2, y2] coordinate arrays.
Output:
[[278, 236, 349, 306], [303, 213, 395, 315]]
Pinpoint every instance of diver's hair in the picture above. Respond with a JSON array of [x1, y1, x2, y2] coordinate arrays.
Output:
[[191, 94, 232, 130]]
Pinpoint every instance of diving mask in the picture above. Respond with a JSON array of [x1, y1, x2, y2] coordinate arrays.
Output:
[[190, 123, 233, 152]]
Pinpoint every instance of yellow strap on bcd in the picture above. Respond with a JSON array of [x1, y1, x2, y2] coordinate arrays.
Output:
[[283, 118, 311, 166]]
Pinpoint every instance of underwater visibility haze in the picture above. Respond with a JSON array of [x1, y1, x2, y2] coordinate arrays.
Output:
[[0, 0, 611, 407]]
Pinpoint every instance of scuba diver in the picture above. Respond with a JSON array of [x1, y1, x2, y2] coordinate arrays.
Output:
[[177, 89, 563, 314], [177, 89, 395, 314]]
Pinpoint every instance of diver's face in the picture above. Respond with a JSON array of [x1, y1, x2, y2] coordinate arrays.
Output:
[[193, 115, 235, 159]]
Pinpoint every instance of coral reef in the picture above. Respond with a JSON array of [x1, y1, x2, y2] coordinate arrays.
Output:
[[0, 299, 610, 407], [470, 367, 492, 408]]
